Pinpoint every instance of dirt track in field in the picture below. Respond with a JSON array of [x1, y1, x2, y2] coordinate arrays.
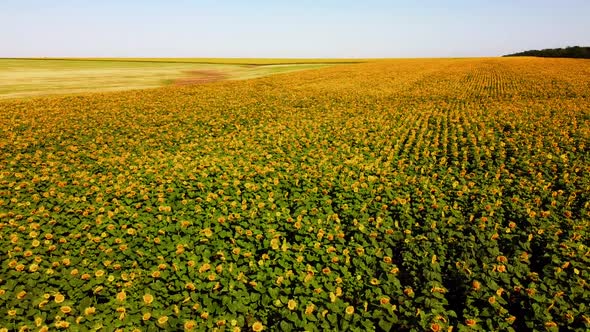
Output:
[[174, 70, 228, 86]]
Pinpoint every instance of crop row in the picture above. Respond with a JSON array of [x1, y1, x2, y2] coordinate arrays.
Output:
[[0, 58, 589, 331]]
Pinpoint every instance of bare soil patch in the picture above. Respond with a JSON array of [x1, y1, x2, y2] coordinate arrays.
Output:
[[174, 70, 228, 86]]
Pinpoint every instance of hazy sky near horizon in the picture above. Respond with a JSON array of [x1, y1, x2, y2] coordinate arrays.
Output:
[[1, 0, 589, 58]]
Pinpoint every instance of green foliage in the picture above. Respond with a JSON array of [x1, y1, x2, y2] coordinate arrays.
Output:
[[504, 46, 590, 59], [0, 58, 589, 331]]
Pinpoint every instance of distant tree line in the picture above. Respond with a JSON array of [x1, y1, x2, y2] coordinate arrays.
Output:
[[504, 46, 590, 59]]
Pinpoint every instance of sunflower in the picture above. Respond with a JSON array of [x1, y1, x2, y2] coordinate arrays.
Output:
[[472, 280, 481, 291], [143, 293, 154, 305], [16, 290, 27, 299], [252, 321, 264, 332], [116, 290, 126, 302], [157, 316, 168, 325], [345, 306, 355, 315], [287, 299, 297, 310], [184, 320, 197, 330], [430, 323, 442, 331], [55, 321, 70, 329], [199, 263, 211, 273], [60, 306, 72, 314], [54, 293, 65, 304]]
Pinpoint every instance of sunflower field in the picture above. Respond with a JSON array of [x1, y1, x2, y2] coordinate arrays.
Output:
[[0, 57, 589, 331]]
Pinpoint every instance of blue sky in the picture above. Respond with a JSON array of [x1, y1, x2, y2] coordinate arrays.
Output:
[[1, 0, 589, 58]]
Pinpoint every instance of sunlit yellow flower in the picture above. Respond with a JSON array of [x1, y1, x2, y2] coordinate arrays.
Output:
[[472, 280, 481, 291], [287, 300, 297, 310], [345, 306, 355, 315], [305, 303, 315, 315], [142, 312, 152, 320], [16, 290, 27, 299], [116, 290, 126, 301], [199, 263, 211, 273], [201, 228, 213, 237], [54, 293, 65, 303], [60, 306, 72, 314], [55, 320, 69, 329], [84, 307, 96, 315], [143, 293, 154, 305], [184, 320, 197, 330], [252, 321, 264, 332], [430, 323, 442, 331], [404, 288, 414, 297], [38, 300, 49, 308]]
